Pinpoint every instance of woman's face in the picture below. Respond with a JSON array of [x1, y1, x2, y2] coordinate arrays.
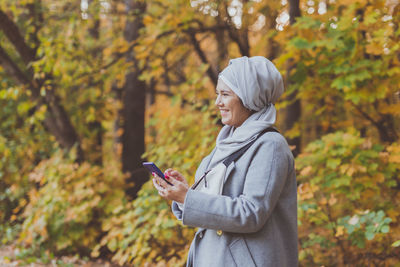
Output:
[[215, 80, 253, 128]]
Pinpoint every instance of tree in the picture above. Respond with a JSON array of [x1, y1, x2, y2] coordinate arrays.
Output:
[[120, 0, 148, 198], [281, 0, 302, 156], [0, 6, 84, 161], [275, 0, 399, 143]]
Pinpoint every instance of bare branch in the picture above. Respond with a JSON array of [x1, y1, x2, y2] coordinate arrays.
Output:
[[189, 33, 218, 86]]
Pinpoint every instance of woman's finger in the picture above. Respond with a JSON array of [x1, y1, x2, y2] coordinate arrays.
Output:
[[172, 174, 184, 182], [154, 175, 171, 189], [152, 178, 165, 191], [170, 172, 189, 186], [163, 169, 186, 183], [167, 176, 182, 187], [158, 188, 166, 197], [153, 179, 169, 198], [169, 170, 185, 181], [169, 170, 180, 176], [164, 168, 173, 176]]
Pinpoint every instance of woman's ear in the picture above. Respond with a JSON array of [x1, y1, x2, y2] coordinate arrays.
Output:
[[238, 98, 252, 113]]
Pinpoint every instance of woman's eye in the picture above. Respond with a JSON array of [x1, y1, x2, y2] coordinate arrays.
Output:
[[216, 91, 229, 97]]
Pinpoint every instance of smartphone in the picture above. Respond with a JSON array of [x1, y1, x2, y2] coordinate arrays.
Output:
[[142, 162, 173, 185]]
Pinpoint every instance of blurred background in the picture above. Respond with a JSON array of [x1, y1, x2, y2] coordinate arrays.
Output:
[[0, 0, 399, 266]]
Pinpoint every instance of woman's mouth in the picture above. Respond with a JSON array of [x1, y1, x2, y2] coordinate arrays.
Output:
[[219, 109, 229, 116]]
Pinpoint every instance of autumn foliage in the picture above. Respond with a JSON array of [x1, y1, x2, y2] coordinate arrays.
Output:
[[0, 0, 399, 266], [297, 130, 400, 265]]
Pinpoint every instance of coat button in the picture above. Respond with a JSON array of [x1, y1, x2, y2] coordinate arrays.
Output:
[[216, 230, 222, 236]]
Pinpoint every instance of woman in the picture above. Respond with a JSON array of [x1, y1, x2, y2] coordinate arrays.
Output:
[[152, 56, 298, 267]]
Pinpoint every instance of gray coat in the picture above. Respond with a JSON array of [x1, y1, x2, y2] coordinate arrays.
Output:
[[172, 131, 298, 267]]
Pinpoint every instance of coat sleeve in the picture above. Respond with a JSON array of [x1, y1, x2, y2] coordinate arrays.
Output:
[[171, 201, 183, 220], [181, 139, 291, 233]]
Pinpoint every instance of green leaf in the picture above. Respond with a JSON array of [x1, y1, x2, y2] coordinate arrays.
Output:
[[326, 158, 341, 169], [380, 225, 389, 234], [365, 231, 375, 240], [392, 240, 400, 247], [290, 37, 314, 49], [108, 238, 117, 252]]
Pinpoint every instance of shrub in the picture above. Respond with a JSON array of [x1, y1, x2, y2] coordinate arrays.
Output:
[[296, 129, 400, 266], [18, 149, 127, 256]]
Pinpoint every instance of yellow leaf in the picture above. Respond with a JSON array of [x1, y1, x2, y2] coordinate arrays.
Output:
[[328, 194, 337, 206], [319, 197, 327, 205], [20, 198, 27, 206], [389, 155, 400, 164], [374, 173, 385, 183], [103, 47, 113, 58], [12, 207, 20, 214], [143, 15, 153, 25], [387, 209, 399, 223], [298, 183, 318, 200], [300, 166, 313, 176], [362, 189, 376, 199], [335, 226, 344, 237], [366, 43, 383, 55]]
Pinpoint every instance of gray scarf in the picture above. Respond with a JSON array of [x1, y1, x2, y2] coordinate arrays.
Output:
[[209, 56, 284, 168]]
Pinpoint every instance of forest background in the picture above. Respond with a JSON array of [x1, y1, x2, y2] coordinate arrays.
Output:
[[0, 0, 399, 266]]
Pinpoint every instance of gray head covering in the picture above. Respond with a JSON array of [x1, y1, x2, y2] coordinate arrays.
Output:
[[218, 56, 284, 111], [208, 56, 285, 169]]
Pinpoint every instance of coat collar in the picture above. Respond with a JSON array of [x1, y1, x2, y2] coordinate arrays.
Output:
[[196, 148, 216, 179]]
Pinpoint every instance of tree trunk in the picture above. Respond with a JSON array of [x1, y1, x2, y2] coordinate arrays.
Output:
[[121, 0, 148, 199], [222, 1, 250, 57], [263, 5, 280, 60], [215, 6, 229, 72], [282, 0, 302, 157]]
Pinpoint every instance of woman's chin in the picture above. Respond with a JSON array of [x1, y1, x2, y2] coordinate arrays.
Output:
[[221, 120, 234, 126]]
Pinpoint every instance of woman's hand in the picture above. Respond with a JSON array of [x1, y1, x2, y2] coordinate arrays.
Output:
[[152, 168, 189, 204]]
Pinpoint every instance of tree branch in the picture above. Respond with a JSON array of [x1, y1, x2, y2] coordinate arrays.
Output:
[[156, 24, 229, 40], [189, 33, 218, 86], [350, 102, 380, 129], [0, 9, 36, 64], [0, 45, 36, 91]]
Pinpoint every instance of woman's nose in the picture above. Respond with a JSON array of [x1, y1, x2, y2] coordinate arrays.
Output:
[[215, 95, 222, 106]]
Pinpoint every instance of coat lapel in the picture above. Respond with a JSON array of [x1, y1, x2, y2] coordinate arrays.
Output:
[[223, 162, 236, 184]]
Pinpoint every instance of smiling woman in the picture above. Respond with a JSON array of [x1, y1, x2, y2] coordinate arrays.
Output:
[[215, 80, 253, 128], [152, 56, 298, 267]]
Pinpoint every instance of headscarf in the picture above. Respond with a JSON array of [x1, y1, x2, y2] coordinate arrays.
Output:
[[208, 56, 285, 169]]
